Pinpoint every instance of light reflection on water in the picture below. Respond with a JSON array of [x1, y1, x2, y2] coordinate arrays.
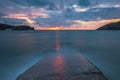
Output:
[[53, 31, 64, 80], [54, 54, 64, 74]]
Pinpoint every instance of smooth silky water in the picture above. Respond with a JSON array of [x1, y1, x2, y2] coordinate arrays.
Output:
[[0, 30, 120, 80]]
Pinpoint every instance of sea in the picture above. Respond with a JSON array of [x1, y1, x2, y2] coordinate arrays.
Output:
[[0, 30, 120, 80]]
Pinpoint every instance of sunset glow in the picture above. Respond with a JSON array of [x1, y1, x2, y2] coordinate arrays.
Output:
[[34, 18, 120, 30], [36, 27, 61, 30], [3, 14, 35, 24], [46, 27, 60, 30]]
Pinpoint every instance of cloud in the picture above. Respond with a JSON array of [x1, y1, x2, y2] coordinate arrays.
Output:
[[35, 18, 120, 30], [63, 7, 120, 21], [10, 0, 57, 10], [74, 7, 89, 12], [93, 4, 120, 8], [0, 17, 27, 25], [78, 0, 90, 7], [0, 0, 120, 30], [2, 14, 34, 25], [0, 13, 5, 18], [11, 0, 51, 7], [78, 18, 120, 30], [35, 15, 76, 27]]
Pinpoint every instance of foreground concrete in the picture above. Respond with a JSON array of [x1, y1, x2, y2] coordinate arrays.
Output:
[[16, 53, 107, 80]]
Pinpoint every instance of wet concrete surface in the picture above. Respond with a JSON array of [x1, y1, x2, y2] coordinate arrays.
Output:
[[16, 53, 107, 80]]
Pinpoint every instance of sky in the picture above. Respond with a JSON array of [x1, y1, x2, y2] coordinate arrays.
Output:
[[0, 0, 120, 30]]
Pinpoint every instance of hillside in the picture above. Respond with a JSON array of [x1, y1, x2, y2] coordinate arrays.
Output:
[[0, 23, 15, 30], [97, 22, 120, 30], [0, 23, 34, 30]]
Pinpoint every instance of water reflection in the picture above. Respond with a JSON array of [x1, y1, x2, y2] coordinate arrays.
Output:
[[56, 31, 60, 53], [54, 54, 64, 73], [53, 31, 64, 80]]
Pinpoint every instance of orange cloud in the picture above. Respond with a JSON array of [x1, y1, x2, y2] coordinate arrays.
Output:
[[35, 18, 120, 30], [71, 19, 120, 30], [3, 14, 34, 24], [2, 12, 50, 25], [30, 11, 50, 18]]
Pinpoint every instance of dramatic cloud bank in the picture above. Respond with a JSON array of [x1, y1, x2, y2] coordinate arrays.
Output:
[[0, 0, 120, 30]]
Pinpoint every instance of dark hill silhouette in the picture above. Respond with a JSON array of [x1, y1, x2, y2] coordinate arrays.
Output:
[[12, 25, 34, 30], [0, 23, 34, 30], [0, 23, 15, 30], [97, 21, 120, 30]]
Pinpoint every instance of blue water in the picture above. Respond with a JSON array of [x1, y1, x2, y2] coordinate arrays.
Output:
[[0, 31, 120, 80]]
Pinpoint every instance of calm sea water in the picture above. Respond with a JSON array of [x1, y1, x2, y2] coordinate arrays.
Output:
[[0, 31, 120, 80]]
